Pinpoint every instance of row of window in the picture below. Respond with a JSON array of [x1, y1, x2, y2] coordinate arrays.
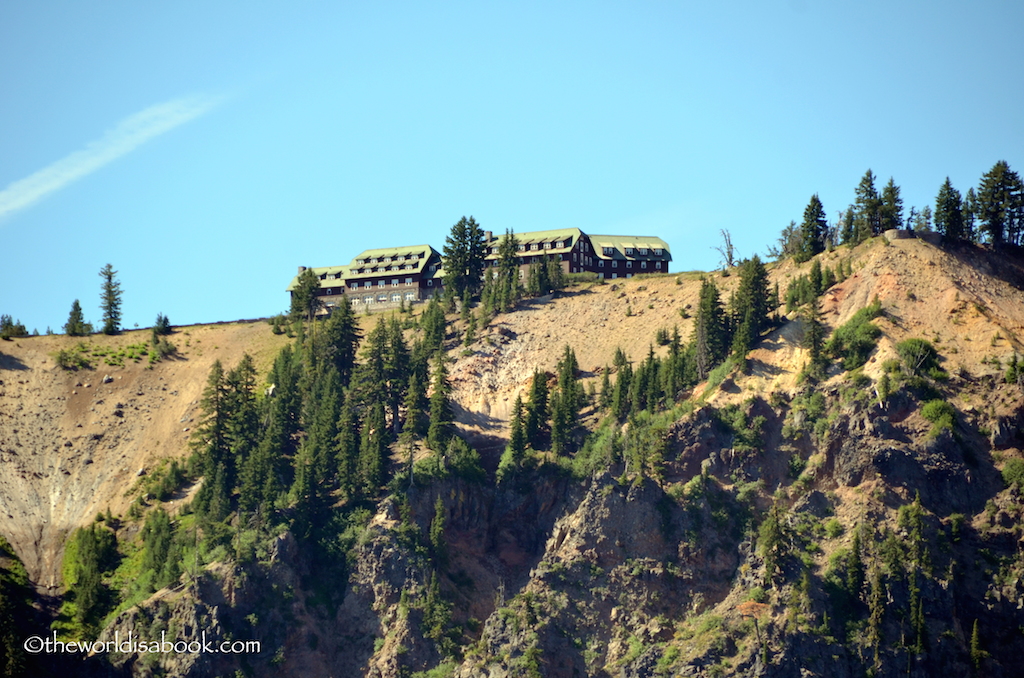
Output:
[[355, 253, 425, 265], [597, 260, 662, 270], [358, 292, 418, 304]]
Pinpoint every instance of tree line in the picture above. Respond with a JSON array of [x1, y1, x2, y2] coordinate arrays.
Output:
[[778, 160, 1023, 261]]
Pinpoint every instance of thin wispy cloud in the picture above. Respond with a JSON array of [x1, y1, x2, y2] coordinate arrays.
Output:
[[0, 94, 226, 220]]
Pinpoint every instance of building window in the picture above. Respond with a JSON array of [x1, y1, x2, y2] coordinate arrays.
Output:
[[572, 253, 577, 261], [656, 262, 662, 269], [378, 280, 385, 287], [364, 296, 374, 304], [518, 244, 525, 251], [626, 261, 633, 269], [427, 279, 433, 286], [599, 272, 604, 279], [626, 273, 632, 278], [598, 260, 604, 268], [326, 288, 332, 295], [625, 247, 634, 255], [404, 292, 415, 300], [391, 279, 399, 286], [612, 260, 618, 268], [543, 242, 551, 249], [384, 257, 391, 263], [378, 294, 388, 302], [391, 294, 401, 302], [654, 248, 663, 255], [611, 273, 618, 279], [531, 243, 539, 251], [350, 284, 358, 290], [364, 281, 371, 288], [603, 247, 614, 256], [639, 248, 648, 255], [641, 261, 647, 269], [406, 277, 413, 285]]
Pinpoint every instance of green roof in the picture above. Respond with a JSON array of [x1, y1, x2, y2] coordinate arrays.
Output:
[[590, 234, 671, 261], [483, 228, 582, 259], [286, 244, 441, 291]]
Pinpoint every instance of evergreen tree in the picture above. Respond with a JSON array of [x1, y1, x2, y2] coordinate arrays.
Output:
[[934, 177, 965, 242], [429, 495, 447, 566], [315, 295, 360, 385], [290, 267, 322, 322], [524, 368, 549, 448], [402, 372, 428, 438], [853, 169, 881, 241], [442, 216, 487, 299], [98, 263, 122, 335], [730, 256, 771, 353], [599, 366, 612, 410], [963, 187, 978, 242], [427, 354, 453, 451], [496, 229, 521, 311], [692, 278, 728, 380], [911, 205, 933, 233], [225, 354, 260, 489], [550, 345, 582, 455], [976, 160, 1024, 247], [797, 195, 827, 261], [419, 297, 447, 356], [880, 177, 904, 231], [64, 299, 91, 336], [334, 392, 361, 500], [358, 400, 388, 495], [839, 206, 855, 245], [191, 360, 231, 489], [801, 298, 827, 376]]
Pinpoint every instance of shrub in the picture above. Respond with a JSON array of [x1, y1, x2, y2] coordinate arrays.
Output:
[[54, 346, 92, 370], [1002, 458, 1024, 489], [920, 399, 955, 435], [896, 338, 940, 376], [825, 300, 882, 370]]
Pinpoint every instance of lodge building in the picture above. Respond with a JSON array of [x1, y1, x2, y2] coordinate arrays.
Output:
[[482, 228, 671, 280], [287, 229, 670, 312]]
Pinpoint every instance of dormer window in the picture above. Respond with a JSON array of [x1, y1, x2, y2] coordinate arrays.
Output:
[[543, 242, 552, 249], [654, 248, 663, 255], [603, 247, 614, 256], [625, 247, 634, 255], [639, 248, 648, 255], [531, 243, 539, 251]]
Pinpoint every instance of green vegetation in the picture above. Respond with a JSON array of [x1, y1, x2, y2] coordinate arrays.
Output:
[[825, 298, 882, 370], [920, 399, 956, 436]]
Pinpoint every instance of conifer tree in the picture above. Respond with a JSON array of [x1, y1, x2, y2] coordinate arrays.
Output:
[[692, 278, 728, 380], [879, 177, 904, 231], [427, 354, 453, 451], [977, 160, 1024, 247], [524, 368, 549, 448], [358, 400, 388, 494], [797, 195, 827, 261], [853, 169, 881, 241], [442, 216, 487, 299], [98, 263, 122, 335], [64, 299, 90, 336], [550, 345, 582, 455], [315, 295, 360, 385], [334, 392, 361, 500], [403, 372, 428, 438], [429, 495, 447, 566], [934, 177, 965, 242], [290, 267, 322, 322]]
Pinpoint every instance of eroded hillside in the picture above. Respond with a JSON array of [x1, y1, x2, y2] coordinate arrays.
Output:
[[2, 235, 1024, 678]]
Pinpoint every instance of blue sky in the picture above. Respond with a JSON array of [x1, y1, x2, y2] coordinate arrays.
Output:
[[1, 1, 1021, 332]]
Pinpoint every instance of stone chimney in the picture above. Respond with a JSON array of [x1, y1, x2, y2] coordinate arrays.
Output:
[[484, 231, 493, 243]]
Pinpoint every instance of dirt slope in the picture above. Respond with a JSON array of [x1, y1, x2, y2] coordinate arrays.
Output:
[[0, 322, 291, 586], [2, 236, 1023, 593]]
